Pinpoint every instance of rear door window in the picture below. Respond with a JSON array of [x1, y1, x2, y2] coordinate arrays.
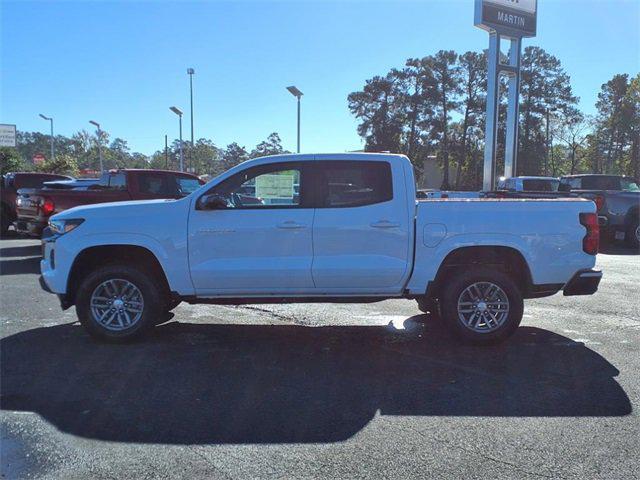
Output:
[[138, 173, 171, 195], [313, 161, 393, 208]]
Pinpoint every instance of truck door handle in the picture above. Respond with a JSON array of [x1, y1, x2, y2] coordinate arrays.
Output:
[[277, 221, 306, 229], [371, 220, 400, 229]]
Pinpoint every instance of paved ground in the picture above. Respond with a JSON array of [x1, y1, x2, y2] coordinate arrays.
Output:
[[0, 236, 638, 479]]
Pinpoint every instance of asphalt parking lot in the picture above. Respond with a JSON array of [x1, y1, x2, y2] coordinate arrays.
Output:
[[1, 236, 638, 479]]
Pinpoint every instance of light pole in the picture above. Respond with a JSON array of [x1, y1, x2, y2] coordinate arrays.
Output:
[[187, 68, 195, 172], [89, 120, 104, 172], [170, 106, 184, 171], [286, 86, 303, 153], [39, 114, 54, 161]]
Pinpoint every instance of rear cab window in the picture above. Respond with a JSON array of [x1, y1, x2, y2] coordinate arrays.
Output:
[[522, 179, 559, 192], [137, 172, 171, 195], [98, 172, 127, 190]]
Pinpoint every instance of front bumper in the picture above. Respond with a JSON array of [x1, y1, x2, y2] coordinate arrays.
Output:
[[563, 269, 602, 296]]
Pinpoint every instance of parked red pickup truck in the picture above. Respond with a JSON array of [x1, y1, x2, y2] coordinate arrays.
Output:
[[1, 172, 73, 234], [15, 169, 204, 236]]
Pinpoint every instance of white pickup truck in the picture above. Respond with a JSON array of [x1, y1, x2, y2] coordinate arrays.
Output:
[[39, 153, 602, 344]]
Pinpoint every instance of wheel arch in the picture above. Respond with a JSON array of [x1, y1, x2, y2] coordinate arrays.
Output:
[[66, 244, 172, 307], [426, 245, 534, 300]]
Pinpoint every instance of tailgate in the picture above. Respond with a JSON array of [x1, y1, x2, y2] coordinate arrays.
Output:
[[15, 191, 45, 221]]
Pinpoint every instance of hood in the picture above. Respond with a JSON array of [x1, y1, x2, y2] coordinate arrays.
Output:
[[51, 198, 178, 221]]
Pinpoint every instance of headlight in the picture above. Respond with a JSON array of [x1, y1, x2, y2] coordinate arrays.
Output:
[[48, 218, 84, 235]]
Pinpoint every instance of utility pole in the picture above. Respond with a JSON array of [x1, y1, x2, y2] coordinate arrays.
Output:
[[165, 134, 169, 169], [545, 108, 551, 176], [89, 120, 104, 172], [169, 107, 184, 171], [39, 114, 54, 161], [286, 86, 303, 153], [187, 68, 195, 172]]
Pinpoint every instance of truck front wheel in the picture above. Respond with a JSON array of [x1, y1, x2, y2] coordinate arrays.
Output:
[[76, 265, 162, 342], [440, 267, 523, 344]]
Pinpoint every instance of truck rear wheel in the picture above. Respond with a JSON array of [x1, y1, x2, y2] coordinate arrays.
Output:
[[76, 265, 162, 342], [440, 267, 523, 345]]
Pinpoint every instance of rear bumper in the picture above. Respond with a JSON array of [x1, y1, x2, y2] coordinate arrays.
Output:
[[563, 269, 602, 296], [14, 219, 46, 237]]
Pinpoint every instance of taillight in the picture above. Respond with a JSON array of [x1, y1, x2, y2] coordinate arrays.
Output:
[[41, 198, 55, 216], [593, 195, 605, 211], [580, 212, 599, 255]]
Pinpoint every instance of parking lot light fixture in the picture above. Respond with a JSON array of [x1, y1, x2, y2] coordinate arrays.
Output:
[[286, 86, 303, 154], [89, 120, 104, 172], [187, 68, 195, 172], [39, 114, 55, 161], [170, 106, 184, 172]]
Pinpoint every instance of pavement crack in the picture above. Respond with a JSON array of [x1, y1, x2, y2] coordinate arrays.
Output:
[[406, 425, 565, 479]]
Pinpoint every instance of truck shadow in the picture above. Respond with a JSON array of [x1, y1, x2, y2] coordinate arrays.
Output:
[[0, 317, 631, 445]]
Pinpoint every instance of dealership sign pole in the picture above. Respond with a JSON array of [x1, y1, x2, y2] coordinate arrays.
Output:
[[475, 0, 537, 190]]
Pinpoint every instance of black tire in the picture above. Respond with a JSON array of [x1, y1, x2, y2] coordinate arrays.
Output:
[[416, 297, 440, 318], [166, 298, 181, 311], [1, 205, 11, 236], [440, 266, 524, 345], [625, 218, 639, 249], [76, 264, 163, 342]]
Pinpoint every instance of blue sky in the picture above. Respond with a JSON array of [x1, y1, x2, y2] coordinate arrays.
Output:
[[1, 0, 639, 156]]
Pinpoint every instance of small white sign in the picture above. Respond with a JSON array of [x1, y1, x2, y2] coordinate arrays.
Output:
[[0, 124, 17, 148], [255, 174, 295, 199]]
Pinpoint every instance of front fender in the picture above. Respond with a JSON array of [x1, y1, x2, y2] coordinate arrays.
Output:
[[44, 232, 194, 296]]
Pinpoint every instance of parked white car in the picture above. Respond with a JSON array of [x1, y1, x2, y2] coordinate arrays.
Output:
[[40, 153, 602, 344]]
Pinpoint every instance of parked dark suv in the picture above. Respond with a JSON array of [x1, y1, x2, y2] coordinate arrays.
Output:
[[559, 174, 640, 248]]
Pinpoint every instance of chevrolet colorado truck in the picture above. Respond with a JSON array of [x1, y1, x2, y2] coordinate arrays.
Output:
[[559, 174, 640, 248], [39, 153, 602, 344], [15, 168, 203, 236]]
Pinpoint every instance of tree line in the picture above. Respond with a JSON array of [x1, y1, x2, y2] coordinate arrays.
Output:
[[0, 131, 289, 177], [2, 45, 638, 189], [348, 47, 639, 189]]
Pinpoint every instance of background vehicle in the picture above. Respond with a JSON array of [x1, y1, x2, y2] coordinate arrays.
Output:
[[497, 176, 560, 192], [1, 172, 72, 234], [559, 174, 640, 248], [42, 178, 100, 190], [40, 153, 601, 345], [15, 169, 203, 236]]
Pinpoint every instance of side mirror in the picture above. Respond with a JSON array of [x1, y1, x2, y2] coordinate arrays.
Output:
[[198, 194, 229, 210]]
